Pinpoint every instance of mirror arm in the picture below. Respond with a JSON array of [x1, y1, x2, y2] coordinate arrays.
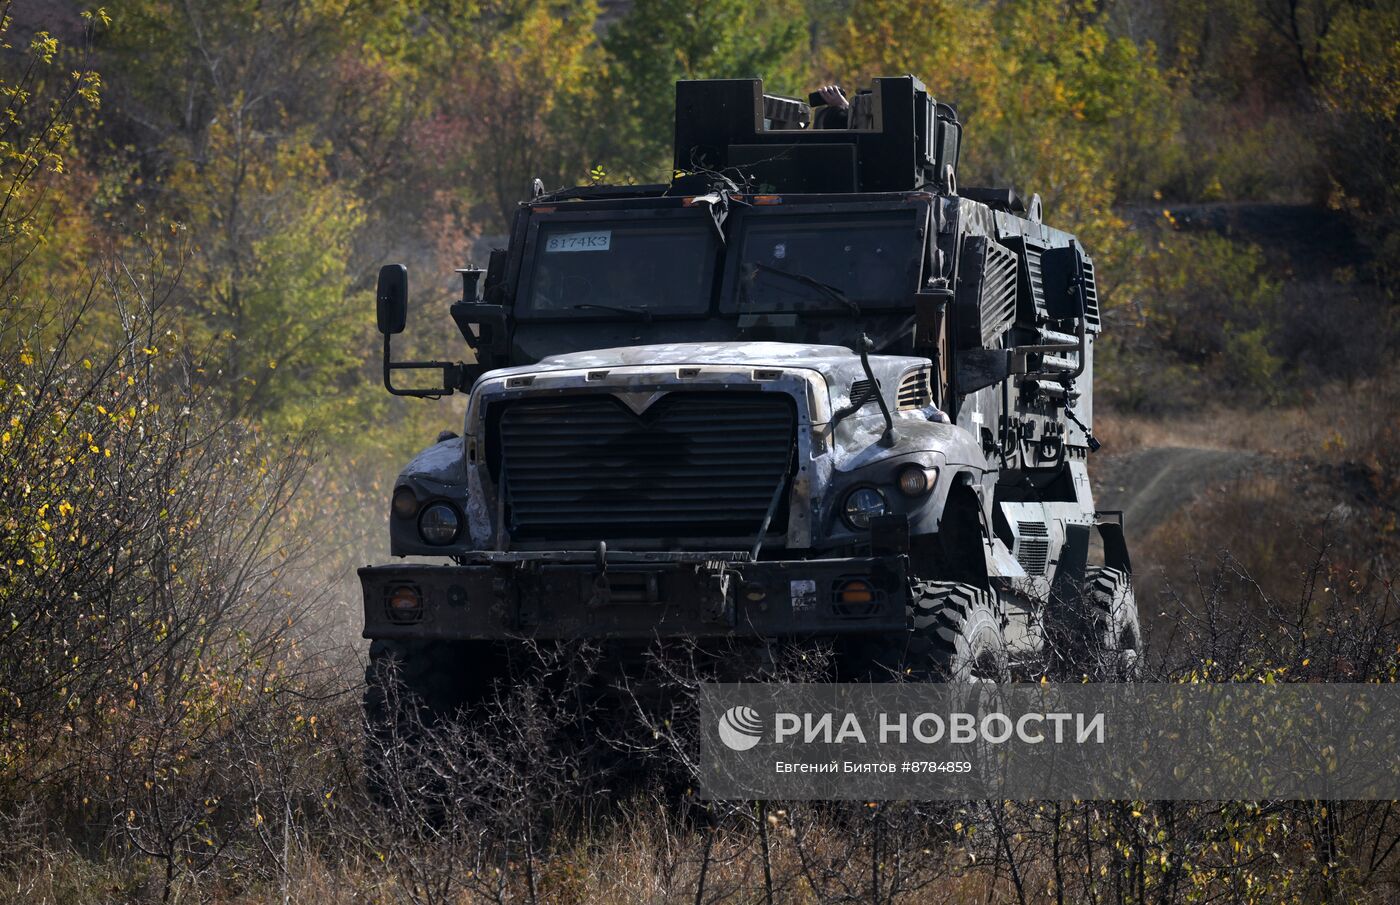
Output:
[[382, 334, 467, 398]]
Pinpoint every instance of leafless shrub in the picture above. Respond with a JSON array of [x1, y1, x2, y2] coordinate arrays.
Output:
[[4, 260, 1398, 903], [0, 249, 355, 901]]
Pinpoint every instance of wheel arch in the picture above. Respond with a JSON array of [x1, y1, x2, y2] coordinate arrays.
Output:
[[911, 470, 991, 588]]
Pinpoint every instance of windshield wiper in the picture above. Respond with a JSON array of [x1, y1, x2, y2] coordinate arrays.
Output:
[[573, 303, 653, 323], [744, 262, 861, 316]]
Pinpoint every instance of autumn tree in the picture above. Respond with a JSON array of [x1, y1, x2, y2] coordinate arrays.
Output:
[[165, 121, 366, 432], [0, 4, 105, 329], [830, 0, 1173, 255], [603, 0, 810, 176], [97, 1, 416, 430], [411, 0, 606, 242], [1317, 2, 1400, 283]]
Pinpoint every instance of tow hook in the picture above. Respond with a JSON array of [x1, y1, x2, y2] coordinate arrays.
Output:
[[588, 540, 610, 606], [702, 560, 734, 624]]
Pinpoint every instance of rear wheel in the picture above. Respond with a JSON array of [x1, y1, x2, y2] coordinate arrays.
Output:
[[1082, 567, 1141, 679], [1046, 566, 1141, 679]]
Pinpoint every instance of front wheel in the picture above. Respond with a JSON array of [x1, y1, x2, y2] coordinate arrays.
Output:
[[837, 581, 1009, 682], [362, 639, 507, 805], [910, 581, 1010, 682]]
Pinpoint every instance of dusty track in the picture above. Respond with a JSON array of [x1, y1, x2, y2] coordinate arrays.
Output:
[[1091, 446, 1265, 534]]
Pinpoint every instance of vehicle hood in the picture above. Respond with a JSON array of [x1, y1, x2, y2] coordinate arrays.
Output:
[[484, 341, 926, 395]]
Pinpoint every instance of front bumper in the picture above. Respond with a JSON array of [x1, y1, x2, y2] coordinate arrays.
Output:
[[360, 551, 908, 641]]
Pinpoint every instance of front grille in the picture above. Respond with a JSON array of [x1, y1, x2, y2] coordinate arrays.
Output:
[[492, 392, 796, 540]]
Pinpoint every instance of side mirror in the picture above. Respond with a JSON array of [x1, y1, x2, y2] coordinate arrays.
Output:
[[1040, 246, 1085, 322], [377, 262, 472, 399], [376, 264, 407, 335]]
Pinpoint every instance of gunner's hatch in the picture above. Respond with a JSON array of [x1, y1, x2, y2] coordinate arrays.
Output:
[[672, 76, 961, 195]]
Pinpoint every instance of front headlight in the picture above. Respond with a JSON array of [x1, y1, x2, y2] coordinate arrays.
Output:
[[418, 502, 461, 545], [842, 487, 888, 530]]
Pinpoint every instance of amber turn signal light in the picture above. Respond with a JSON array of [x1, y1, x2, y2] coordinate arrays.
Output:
[[837, 579, 875, 605]]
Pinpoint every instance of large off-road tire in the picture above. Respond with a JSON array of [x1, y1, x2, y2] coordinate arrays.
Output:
[[364, 639, 481, 737], [837, 581, 1008, 682], [1082, 567, 1141, 679], [909, 581, 1010, 683], [363, 639, 506, 805]]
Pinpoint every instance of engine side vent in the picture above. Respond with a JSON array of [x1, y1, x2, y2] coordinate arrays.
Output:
[[847, 378, 878, 409], [1005, 237, 1048, 325], [896, 368, 932, 410], [1024, 243, 1046, 318], [1081, 255, 1101, 332], [1015, 520, 1049, 575], [954, 236, 1018, 349]]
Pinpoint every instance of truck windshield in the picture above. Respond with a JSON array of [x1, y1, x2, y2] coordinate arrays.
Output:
[[525, 220, 716, 316], [732, 211, 921, 313]]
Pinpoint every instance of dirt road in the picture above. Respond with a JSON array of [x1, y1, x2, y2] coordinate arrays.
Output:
[[1091, 446, 1265, 533]]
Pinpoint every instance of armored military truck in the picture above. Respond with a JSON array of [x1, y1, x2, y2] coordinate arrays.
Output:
[[362, 76, 1139, 715]]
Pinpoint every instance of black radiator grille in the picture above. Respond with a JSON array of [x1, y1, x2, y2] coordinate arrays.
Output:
[[493, 392, 796, 540]]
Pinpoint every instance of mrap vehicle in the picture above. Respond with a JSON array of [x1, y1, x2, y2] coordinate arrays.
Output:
[[363, 76, 1139, 715]]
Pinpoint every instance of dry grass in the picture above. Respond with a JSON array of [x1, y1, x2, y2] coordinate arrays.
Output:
[[9, 796, 1397, 904], [1096, 370, 1398, 459], [0, 807, 1041, 905], [1135, 473, 1335, 640], [1096, 371, 1399, 613]]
